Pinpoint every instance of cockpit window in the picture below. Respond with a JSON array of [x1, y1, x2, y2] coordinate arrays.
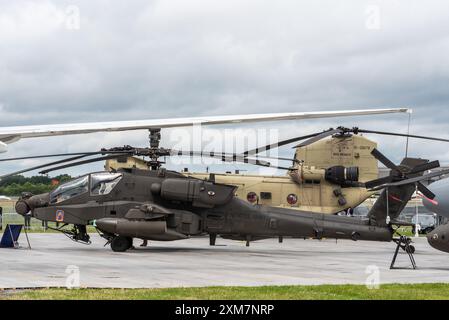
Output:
[[50, 175, 89, 204], [90, 172, 122, 196]]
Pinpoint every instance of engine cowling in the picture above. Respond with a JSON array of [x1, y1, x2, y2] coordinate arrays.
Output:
[[324, 166, 359, 186], [290, 165, 360, 187], [151, 178, 236, 208]]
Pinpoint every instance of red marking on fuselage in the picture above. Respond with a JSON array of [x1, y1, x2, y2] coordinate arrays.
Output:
[[417, 193, 439, 205], [388, 194, 403, 202]]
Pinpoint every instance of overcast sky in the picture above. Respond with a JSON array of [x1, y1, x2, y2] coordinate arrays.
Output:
[[1, 0, 449, 177]]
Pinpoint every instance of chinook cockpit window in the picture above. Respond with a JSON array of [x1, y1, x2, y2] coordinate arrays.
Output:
[[90, 172, 122, 196], [50, 175, 89, 204]]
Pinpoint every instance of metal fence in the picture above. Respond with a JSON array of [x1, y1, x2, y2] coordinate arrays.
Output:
[[0, 212, 57, 232], [0, 199, 58, 232]]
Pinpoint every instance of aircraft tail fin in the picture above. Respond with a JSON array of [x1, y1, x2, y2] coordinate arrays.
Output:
[[365, 154, 444, 227], [367, 180, 417, 227]]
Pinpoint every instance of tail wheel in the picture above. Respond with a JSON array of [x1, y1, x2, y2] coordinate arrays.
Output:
[[111, 236, 133, 252]]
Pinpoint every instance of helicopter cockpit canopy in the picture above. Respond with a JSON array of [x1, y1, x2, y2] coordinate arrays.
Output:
[[50, 175, 89, 204], [50, 172, 122, 204], [90, 172, 122, 196]]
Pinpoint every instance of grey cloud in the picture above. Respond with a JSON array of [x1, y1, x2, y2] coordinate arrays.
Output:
[[0, 0, 449, 176]]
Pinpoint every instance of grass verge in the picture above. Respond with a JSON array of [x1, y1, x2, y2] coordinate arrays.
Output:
[[2, 283, 449, 300]]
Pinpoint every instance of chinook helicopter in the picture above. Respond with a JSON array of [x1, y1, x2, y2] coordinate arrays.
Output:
[[104, 127, 449, 215], [106, 133, 375, 214]]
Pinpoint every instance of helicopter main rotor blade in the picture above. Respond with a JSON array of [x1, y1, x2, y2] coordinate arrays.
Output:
[[39, 154, 132, 175], [243, 132, 325, 156], [371, 148, 401, 172], [246, 155, 297, 162], [171, 150, 296, 163], [172, 150, 269, 165], [171, 150, 291, 170], [0, 154, 89, 180], [357, 129, 449, 143], [277, 127, 449, 151], [0, 150, 131, 162], [0, 145, 295, 178], [295, 128, 343, 148]]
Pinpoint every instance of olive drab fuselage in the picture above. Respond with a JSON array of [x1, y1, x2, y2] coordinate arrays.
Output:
[[17, 167, 393, 245]]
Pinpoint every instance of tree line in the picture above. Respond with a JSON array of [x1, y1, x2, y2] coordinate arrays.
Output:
[[0, 174, 72, 196]]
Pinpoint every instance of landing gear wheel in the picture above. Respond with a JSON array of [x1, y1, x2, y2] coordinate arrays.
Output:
[[111, 236, 133, 252]]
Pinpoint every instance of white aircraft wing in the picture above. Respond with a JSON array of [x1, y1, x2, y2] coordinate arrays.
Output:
[[0, 142, 7, 153], [0, 108, 408, 146]]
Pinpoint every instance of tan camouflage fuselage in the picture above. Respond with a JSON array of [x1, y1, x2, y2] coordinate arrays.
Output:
[[106, 135, 378, 214]]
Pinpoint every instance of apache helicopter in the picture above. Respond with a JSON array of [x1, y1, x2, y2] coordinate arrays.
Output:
[[6, 135, 449, 253], [104, 127, 449, 215]]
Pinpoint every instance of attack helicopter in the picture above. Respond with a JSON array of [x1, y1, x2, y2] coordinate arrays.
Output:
[[6, 136, 449, 253]]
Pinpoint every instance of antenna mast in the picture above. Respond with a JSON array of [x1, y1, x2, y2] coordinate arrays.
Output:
[[405, 109, 413, 158]]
